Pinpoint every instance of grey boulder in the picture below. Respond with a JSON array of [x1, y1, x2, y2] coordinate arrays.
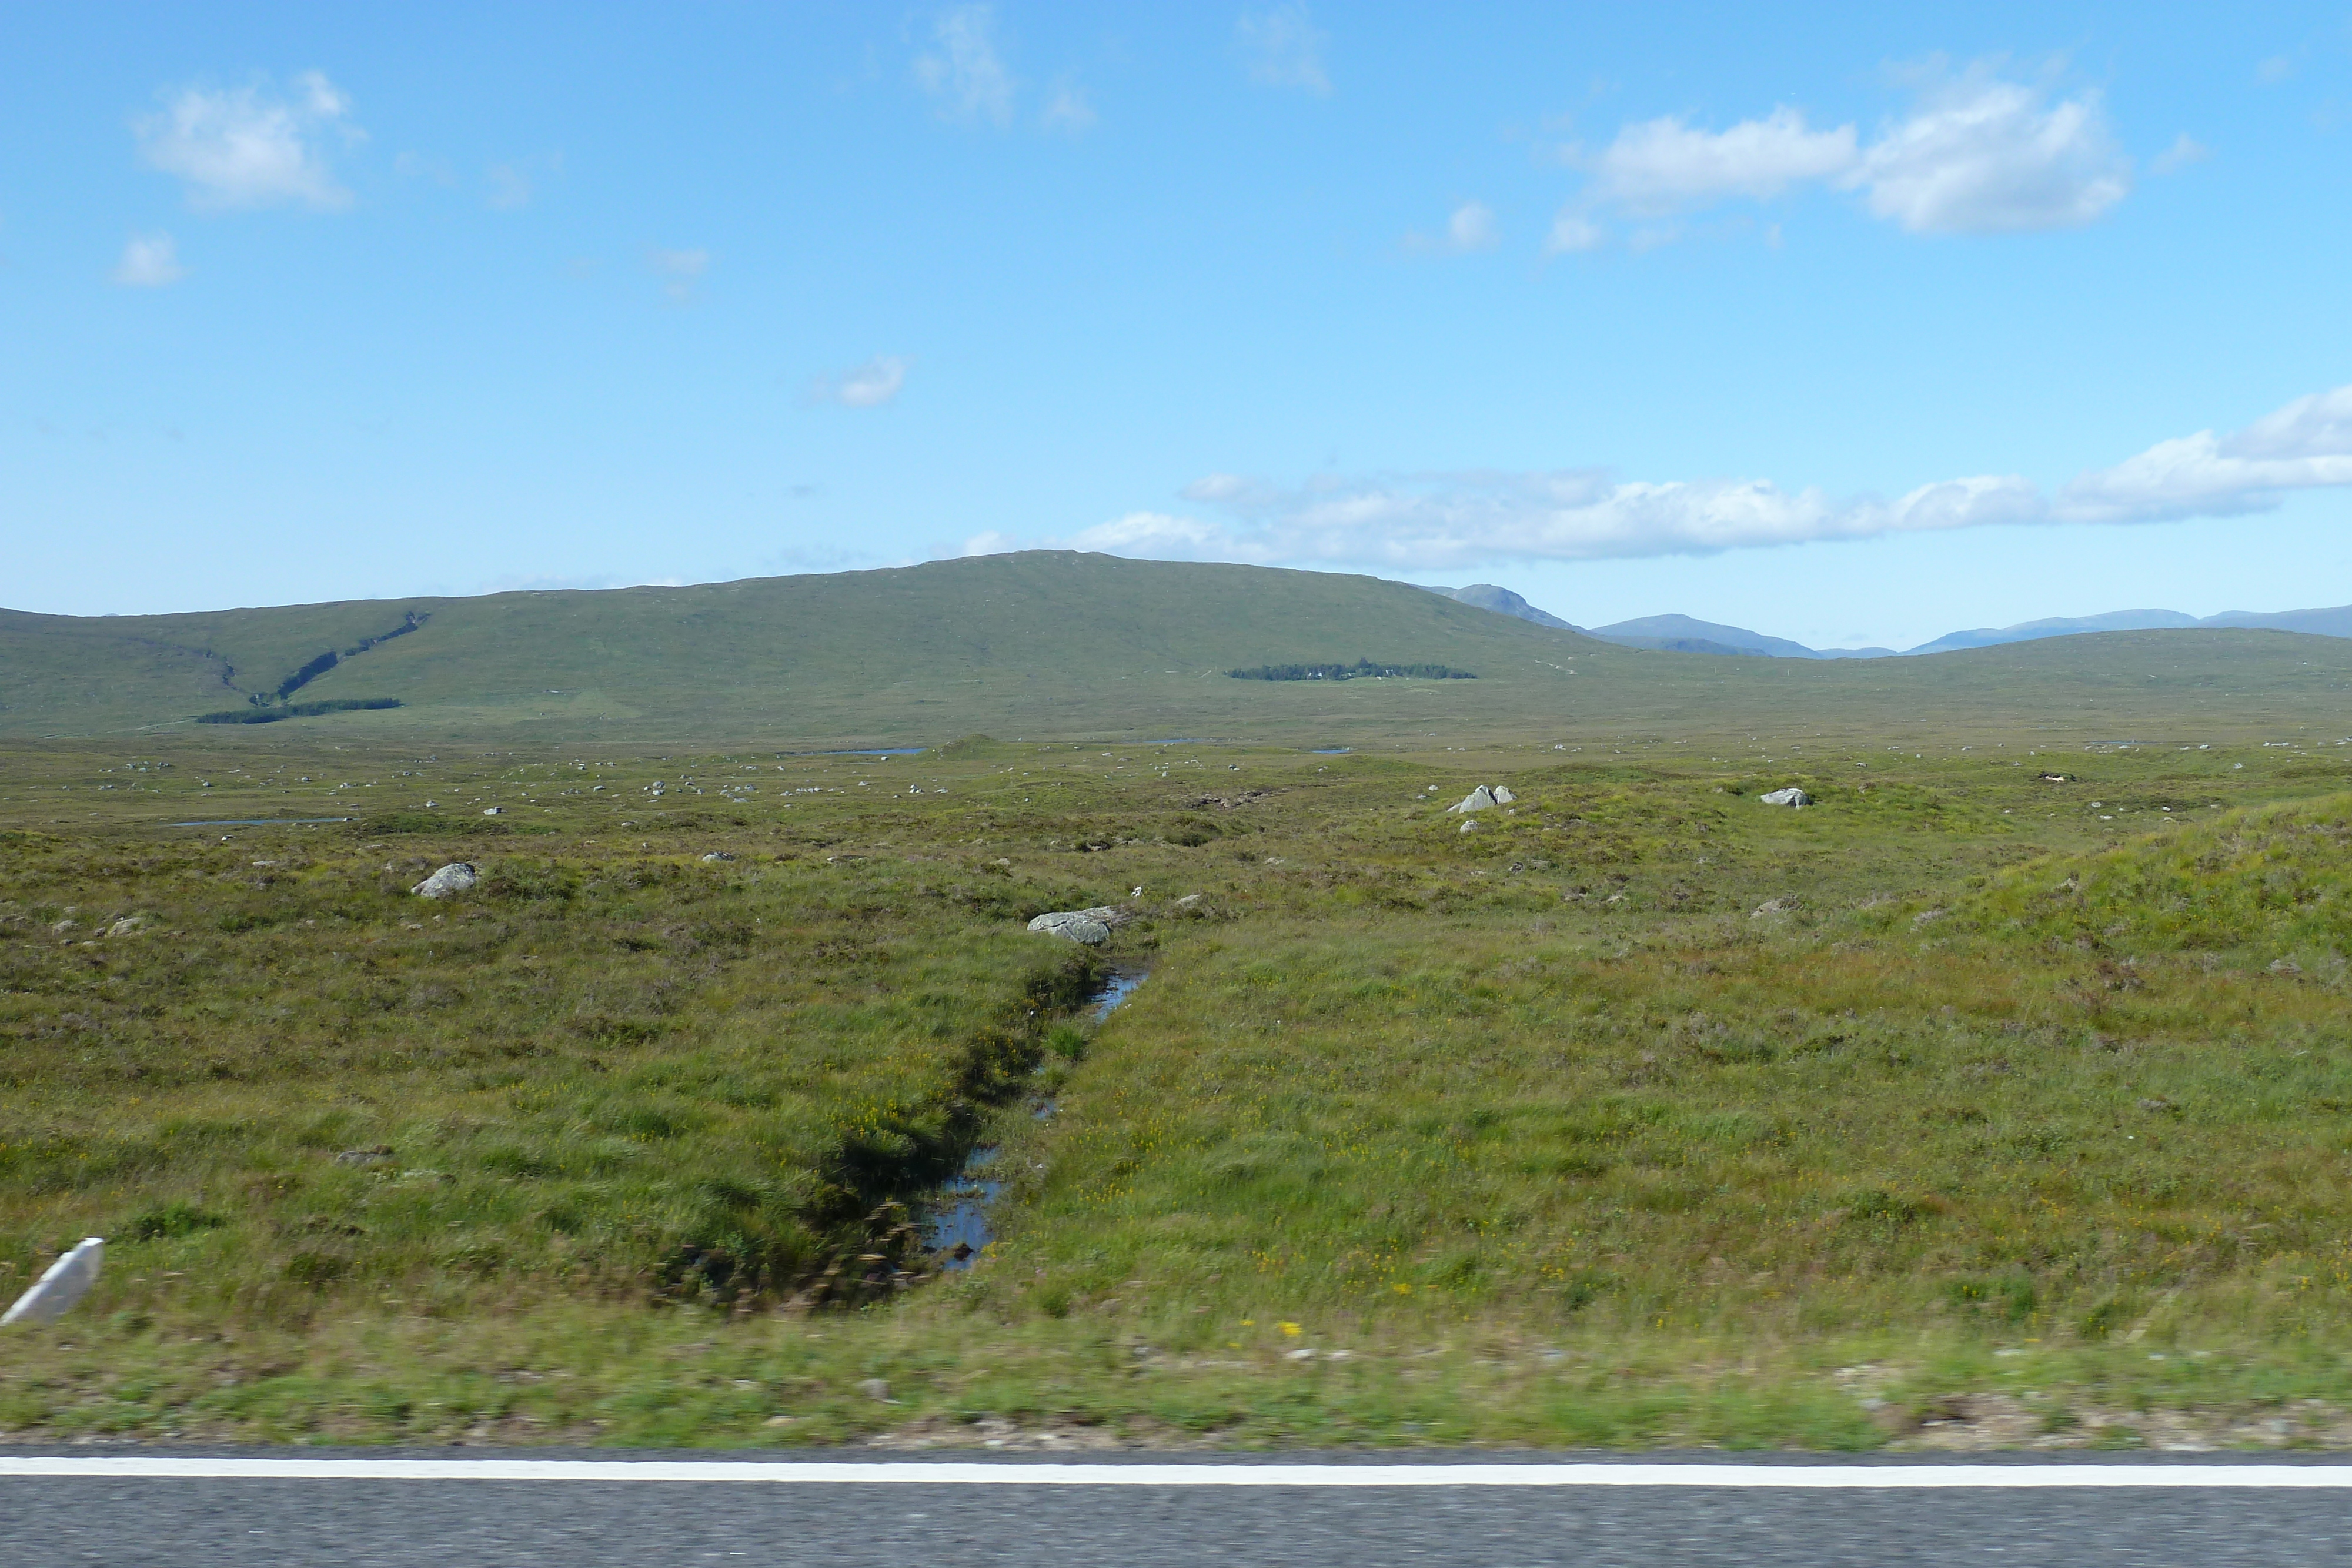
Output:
[[1027, 911, 1111, 945], [1757, 787, 1813, 807], [1447, 786, 1498, 813], [410, 862, 479, 898]]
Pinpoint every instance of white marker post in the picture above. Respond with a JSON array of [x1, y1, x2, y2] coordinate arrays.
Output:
[[1, 1238, 104, 1326]]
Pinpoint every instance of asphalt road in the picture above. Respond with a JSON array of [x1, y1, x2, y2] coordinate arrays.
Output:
[[4, 1453, 2350, 1567]]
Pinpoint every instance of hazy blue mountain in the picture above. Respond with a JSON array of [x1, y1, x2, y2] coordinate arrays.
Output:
[[1416, 587, 2352, 661], [1413, 583, 1581, 630], [2202, 605, 2352, 638], [1903, 609, 2203, 655], [1585, 614, 1896, 660]]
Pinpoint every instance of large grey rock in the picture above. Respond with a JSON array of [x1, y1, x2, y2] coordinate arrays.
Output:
[[1491, 785, 1516, 804], [1757, 787, 1813, 807], [410, 862, 479, 898], [1027, 911, 1111, 945], [1448, 786, 1498, 813]]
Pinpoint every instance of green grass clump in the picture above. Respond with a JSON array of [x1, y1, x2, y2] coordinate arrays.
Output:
[[1951, 793, 2351, 969]]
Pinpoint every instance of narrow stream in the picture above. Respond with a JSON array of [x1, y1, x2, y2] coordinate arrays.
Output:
[[925, 963, 1147, 1269]]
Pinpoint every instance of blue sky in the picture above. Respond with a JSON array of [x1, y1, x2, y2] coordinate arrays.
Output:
[[5, 2, 2350, 648]]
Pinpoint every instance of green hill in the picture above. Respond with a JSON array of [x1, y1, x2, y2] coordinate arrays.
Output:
[[6, 550, 2352, 747]]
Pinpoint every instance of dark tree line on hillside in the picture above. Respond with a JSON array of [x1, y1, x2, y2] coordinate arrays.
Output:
[[198, 698, 403, 725], [242, 611, 432, 707], [1227, 660, 1476, 682]]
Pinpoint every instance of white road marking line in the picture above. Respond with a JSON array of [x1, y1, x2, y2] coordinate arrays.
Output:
[[3, 1459, 2351, 1487]]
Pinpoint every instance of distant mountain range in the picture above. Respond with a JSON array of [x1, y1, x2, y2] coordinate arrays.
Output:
[[1412, 584, 2352, 660]]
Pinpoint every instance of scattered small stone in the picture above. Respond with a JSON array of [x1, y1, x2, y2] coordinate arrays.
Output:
[[333, 1145, 395, 1168], [700, 851, 735, 862], [857, 1378, 891, 1401], [105, 916, 148, 938], [1458, 820, 1480, 834], [2137, 1097, 2175, 1112], [482, 806, 502, 816], [1758, 787, 1813, 807], [2269, 958, 2303, 975], [410, 862, 479, 899], [1751, 898, 1795, 918], [1173, 893, 1205, 908]]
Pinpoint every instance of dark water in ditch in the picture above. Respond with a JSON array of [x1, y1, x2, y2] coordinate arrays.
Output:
[[924, 964, 1147, 1269]]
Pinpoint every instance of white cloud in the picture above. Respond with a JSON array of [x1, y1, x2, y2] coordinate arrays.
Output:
[[2150, 133, 2209, 175], [1238, 4, 1330, 95], [2056, 385, 2352, 523], [111, 232, 185, 287], [1585, 106, 1856, 214], [996, 383, 2352, 570], [915, 5, 1015, 128], [1407, 199, 1500, 254], [1445, 200, 1498, 252], [1545, 211, 1606, 254], [1848, 74, 2130, 234], [1093, 469, 2044, 570], [813, 355, 910, 407], [1555, 66, 2132, 248], [134, 72, 359, 212], [649, 248, 709, 303]]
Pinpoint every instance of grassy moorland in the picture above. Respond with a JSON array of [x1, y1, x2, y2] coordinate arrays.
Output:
[[1, 727, 2349, 1449]]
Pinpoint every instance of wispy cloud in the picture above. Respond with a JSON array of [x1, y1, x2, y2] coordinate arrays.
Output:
[[1407, 199, 1499, 254], [2150, 133, 2209, 175], [1041, 79, 1097, 133], [1586, 106, 1857, 214], [482, 152, 562, 210], [485, 163, 532, 210], [984, 384, 2352, 570], [134, 71, 361, 212], [1238, 4, 1331, 95], [810, 355, 910, 407], [648, 248, 709, 303], [1553, 63, 2132, 249], [1853, 70, 2130, 234], [2054, 385, 2352, 523], [111, 232, 185, 287], [1544, 212, 1605, 255], [915, 5, 1015, 128]]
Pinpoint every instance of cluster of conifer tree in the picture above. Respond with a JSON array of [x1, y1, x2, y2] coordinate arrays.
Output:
[[1225, 660, 1475, 682]]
